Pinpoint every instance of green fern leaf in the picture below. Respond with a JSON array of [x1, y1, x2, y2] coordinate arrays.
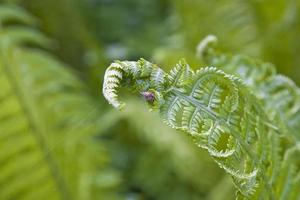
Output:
[[198, 35, 300, 140], [103, 38, 300, 199], [0, 5, 120, 200]]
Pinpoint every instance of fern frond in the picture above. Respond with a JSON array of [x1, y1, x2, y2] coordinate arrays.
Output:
[[103, 42, 300, 199], [0, 5, 120, 200], [199, 35, 300, 140], [103, 59, 166, 109], [0, 5, 37, 25]]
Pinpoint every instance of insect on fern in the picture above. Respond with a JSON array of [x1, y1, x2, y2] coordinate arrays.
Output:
[[102, 37, 300, 199]]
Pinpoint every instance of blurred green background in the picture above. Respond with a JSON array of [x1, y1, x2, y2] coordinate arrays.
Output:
[[0, 0, 299, 199]]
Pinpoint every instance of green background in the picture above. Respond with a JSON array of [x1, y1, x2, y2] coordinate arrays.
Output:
[[0, 0, 299, 199]]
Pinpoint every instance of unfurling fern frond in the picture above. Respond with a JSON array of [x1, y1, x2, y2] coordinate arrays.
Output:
[[103, 39, 300, 199]]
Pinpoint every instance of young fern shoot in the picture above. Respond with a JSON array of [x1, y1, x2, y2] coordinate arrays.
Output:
[[102, 39, 300, 199]]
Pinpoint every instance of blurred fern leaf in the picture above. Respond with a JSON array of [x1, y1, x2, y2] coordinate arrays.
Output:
[[0, 5, 120, 200]]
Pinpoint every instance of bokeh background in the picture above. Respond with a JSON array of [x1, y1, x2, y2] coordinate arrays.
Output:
[[0, 0, 299, 199]]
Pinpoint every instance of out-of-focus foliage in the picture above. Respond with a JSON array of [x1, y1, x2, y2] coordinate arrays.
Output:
[[0, 0, 299, 200], [153, 0, 300, 84], [82, 0, 172, 59], [0, 5, 121, 200]]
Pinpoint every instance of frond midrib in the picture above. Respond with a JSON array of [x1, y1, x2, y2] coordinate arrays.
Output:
[[1, 46, 71, 200]]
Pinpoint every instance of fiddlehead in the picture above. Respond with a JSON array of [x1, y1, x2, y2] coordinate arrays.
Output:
[[103, 59, 167, 110], [102, 40, 300, 199]]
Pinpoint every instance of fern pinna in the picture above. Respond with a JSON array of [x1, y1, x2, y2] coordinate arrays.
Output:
[[103, 41, 300, 199], [197, 35, 300, 141]]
